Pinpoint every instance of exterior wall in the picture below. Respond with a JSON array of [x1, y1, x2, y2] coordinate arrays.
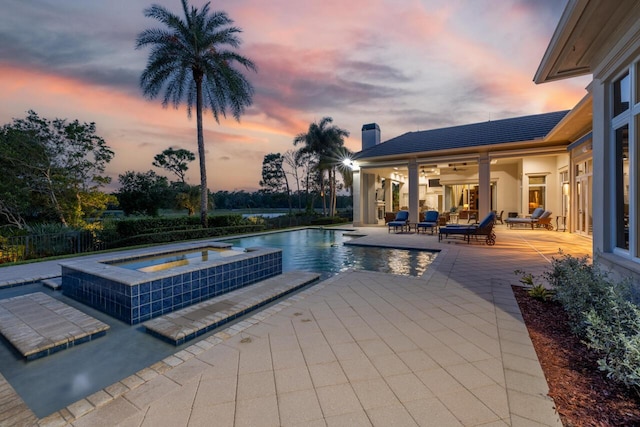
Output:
[[493, 163, 519, 215], [521, 156, 563, 216], [589, 17, 640, 282]]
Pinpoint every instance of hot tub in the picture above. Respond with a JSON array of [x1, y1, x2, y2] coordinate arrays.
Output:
[[60, 242, 282, 324]]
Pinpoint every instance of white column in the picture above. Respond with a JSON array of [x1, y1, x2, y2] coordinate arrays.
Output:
[[408, 159, 419, 224], [478, 153, 491, 219], [384, 177, 392, 214], [352, 169, 362, 226], [591, 79, 607, 253]]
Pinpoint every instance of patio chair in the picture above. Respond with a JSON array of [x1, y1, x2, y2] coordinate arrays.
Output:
[[438, 211, 496, 245], [416, 210, 439, 234], [388, 210, 410, 233]]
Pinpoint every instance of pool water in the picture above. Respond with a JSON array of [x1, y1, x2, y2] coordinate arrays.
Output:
[[226, 228, 437, 278]]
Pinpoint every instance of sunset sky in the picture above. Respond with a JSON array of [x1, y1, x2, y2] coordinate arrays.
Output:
[[0, 0, 590, 192]]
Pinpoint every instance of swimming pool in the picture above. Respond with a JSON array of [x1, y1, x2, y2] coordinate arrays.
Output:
[[225, 228, 437, 278], [0, 228, 437, 418]]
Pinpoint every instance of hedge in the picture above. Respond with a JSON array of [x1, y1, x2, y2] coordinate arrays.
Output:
[[108, 224, 265, 248], [114, 214, 246, 237]]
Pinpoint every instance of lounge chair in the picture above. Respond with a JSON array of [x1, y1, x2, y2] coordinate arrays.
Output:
[[505, 208, 550, 229], [438, 211, 496, 245], [416, 210, 439, 234], [388, 210, 409, 233], [535, 211, 554, 230]]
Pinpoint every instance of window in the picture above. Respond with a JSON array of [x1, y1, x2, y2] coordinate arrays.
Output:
[[615, 125, 629, 250], [614, 72, 630, 117], [528, 176, 546, 214]]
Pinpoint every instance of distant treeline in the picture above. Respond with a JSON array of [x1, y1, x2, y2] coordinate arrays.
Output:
[[211, 190, 353, 211]]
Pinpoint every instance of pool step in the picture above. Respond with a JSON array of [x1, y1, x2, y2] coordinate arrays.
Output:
[[143, 271, 320, 345], [0, 292, 109, 360], [42, 277, 62, 290]]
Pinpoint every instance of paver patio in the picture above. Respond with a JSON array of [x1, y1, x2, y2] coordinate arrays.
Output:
[[0, 224, 592, 426]]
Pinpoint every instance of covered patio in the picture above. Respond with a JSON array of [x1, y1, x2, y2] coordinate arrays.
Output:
[[351, 98, 593, 239]]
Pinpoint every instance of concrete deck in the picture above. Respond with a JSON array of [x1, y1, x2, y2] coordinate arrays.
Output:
[[145, 271, 320, 345], [0, 292, 109, 360], [0, 224, 592, 426]]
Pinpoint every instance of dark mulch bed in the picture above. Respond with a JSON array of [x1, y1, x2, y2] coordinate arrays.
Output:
[[513, 285, 640, 427]]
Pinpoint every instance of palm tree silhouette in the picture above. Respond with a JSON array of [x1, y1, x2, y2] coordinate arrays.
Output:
[[294, 117, 350, 216], [136, 0, 256, 227]]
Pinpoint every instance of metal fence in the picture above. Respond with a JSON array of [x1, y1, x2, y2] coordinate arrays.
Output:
[[0, 213, 353, 264], [0, 230, 105, 263]]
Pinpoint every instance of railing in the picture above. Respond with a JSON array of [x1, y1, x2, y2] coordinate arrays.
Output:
[[0, 231, 105, 263]]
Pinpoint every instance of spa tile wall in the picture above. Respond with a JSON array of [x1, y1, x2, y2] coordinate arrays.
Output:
[[62, 251, 282, 324]]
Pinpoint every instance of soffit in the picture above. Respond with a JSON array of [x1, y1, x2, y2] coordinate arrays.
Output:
[[544, 93, 592, 142], [534, 0, 639, 83]]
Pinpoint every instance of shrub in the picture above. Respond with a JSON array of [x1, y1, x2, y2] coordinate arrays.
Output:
[[108, 225, 264, 248], [544, 254, 605, 335], [514, 269, 554, 301], [584, 289, 640, 390], [310, 216, 348, 225], [114, 214, 246, 237], [545, 253, 640, 393]]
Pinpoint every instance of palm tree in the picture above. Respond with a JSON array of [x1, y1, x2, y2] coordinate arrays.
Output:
[[136, 0, 256, 227], [294, 117, 350, 216]]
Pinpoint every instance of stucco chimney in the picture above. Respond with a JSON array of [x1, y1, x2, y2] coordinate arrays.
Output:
[[361, 123, 380, 150]]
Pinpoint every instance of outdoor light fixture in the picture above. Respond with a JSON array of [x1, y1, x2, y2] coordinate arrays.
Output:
[[342, 158, 358, 170]]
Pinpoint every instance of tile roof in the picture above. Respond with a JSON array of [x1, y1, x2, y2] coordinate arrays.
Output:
[[353, 110, 570, 160]]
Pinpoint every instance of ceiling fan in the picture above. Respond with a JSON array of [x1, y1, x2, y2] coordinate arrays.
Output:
[[449, 162, 467, 172]]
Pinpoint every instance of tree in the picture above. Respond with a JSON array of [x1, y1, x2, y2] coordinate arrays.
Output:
[[282, 149, 304, 210], [260, 153, 292, 214], [152, 147, 195, 183], [173, 182, 201, 216], [260, 153, 286, 193], [294, 117, 350, 216], [136, 0, 257, 228], [0, 111, 115, 228], [117, 170, 169, 216]]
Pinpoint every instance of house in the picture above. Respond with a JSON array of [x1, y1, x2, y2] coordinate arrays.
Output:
[[535, 0, 640, 281], [351, 99, 592, 234], [351, 0, 640, 282]]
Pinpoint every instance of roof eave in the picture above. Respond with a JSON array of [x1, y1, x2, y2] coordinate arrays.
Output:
[[534, 0, 591, 84], [354, 138, 569, 165]]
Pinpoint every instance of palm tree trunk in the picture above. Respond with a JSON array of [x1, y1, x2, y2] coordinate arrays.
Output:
[[331, 167, 337, 217], [195, 77, 208, 228], [327, 168, 334, 216]]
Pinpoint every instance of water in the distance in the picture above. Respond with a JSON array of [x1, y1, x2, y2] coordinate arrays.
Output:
[[226, 228, 437, 278]]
